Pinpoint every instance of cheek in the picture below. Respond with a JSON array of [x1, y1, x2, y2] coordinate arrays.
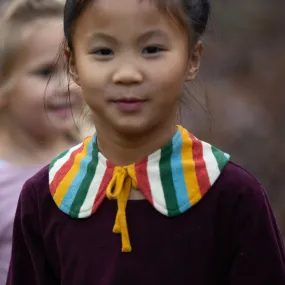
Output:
[[78, 68, 106, 104], [11, 78, 46, 109], [76, 54, 104, 88], [44, 80, 58, 99], [148, 60, 186, 99]]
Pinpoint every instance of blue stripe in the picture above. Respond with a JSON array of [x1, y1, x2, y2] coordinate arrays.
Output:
[[224, 153, 230, 160], [60, 136, 95, 211], [170, 131, 191, 212]]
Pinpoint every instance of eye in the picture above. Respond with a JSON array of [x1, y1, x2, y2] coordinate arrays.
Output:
[[142, 45, 164, 55], [92, 48, 114, 56], [34, 66, 55, 78]]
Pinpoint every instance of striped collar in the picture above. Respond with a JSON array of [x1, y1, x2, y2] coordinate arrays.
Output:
[[49, 125, 230, 251]]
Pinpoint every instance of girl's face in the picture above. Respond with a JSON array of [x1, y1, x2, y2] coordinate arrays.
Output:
[[71, 0, 199, 135], [2, 18, 82, 137]]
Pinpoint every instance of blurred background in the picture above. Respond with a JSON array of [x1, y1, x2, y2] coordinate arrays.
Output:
[[182, 0, 285, 237], [0, 0, 284, 237]]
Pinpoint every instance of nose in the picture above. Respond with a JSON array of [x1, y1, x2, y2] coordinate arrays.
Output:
[[112, 63, 143, 85]]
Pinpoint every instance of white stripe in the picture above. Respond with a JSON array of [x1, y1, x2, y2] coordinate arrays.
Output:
[[78, 153, 107, 218], [147, 150, 168, 216], [202, 142, 220, 185], [49, 143, 83, 183]]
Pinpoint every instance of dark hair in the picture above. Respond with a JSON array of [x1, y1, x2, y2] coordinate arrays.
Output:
[[63, 0, 210, 50]]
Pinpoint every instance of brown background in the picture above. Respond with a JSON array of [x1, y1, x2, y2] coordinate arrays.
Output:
[[182, 0, 285, 237]]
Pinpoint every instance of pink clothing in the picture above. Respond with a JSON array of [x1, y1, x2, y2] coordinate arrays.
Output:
[[0, 162, 42, 284]]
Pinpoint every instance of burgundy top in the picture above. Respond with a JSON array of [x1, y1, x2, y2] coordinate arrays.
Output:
[[6, 162, 285, 285]]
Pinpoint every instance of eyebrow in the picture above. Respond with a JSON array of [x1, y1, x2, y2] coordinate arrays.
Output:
[[88, 33, 118, 45], [137, 30, 169, 43], [87, 30, 169, 45]]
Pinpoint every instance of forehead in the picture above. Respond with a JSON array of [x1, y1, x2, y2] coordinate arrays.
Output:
[[74, 0, 184, 38], [21, 19, 63, 64]]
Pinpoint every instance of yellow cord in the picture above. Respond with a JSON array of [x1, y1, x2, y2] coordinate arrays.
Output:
[[106, 167, 136, 252]]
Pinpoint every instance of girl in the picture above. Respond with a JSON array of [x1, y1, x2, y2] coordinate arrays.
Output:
[[7, 0, 285, 284], [0, 0, 89, 283]]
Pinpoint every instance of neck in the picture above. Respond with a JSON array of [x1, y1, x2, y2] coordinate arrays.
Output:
[[0, 120, 72, 167], [96, 119, 177, 166]]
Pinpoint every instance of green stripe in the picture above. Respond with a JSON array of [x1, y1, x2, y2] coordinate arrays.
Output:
[[159, 141, 179, 216], [49, 149, 69, 170], [69, 140, 99, 218], [211, 146, 229, 172]]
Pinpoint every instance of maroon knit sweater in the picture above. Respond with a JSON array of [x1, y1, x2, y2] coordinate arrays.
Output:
[[6, 162, 285, 285]]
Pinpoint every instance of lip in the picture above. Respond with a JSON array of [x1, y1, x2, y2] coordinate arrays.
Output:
[[46, 103, 74, 117], [110, 98, 148, 112]]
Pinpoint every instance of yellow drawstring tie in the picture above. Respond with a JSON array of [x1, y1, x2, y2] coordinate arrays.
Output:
[[106, 167, 137, 252]]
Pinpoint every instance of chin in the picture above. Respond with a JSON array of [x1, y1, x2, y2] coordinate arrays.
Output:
[[49, 121, 75, 133], [51, 116, 75, 126], [112, 119, 154, 137]]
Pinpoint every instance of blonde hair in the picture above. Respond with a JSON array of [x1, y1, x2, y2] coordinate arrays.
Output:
[[0, 0, 64, 90], [0, 0, 94, 141]]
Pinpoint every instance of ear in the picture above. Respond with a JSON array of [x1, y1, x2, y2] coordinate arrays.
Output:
[[66, 48, 80, 86], [185, 41, 203, 81]]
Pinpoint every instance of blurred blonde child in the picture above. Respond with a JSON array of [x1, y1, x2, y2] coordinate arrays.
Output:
[[0, 0, 93, 283]]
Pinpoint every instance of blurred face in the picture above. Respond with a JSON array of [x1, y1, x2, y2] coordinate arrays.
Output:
[[2, 18, 82, 137], [71, 0, 198, 135]]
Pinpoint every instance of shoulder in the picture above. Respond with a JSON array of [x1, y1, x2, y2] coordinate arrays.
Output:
[[49, 137, 94, 183], [20, 165, 50, 202], [212, 162, 268, 210], [50, 139, 88, 167], [206, 161, 278, 246], [212, 161, 269, 216], [216, 161, 265, 196], [13, 165, 50, 225], [20, 137, 93, 211]]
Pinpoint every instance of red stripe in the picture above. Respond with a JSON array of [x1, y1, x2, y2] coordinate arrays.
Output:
[[189, 133, 211, 196], [92, 161, 115, 213], [135, 158, 153, 205], [50, 144, 85, 196]]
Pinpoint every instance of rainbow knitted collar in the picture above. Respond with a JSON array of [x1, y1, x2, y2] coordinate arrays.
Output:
[[49, 125, 230, 252]]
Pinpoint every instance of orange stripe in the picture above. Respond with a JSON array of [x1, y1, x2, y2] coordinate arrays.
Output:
[[178, 127, 202, 205], [50, 144, 85, 196], [53, 137, 92, 206], [189, 132, 211, 196]]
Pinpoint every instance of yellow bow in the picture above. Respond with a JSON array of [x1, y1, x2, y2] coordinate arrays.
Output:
[[106, 166, 138, 252]]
